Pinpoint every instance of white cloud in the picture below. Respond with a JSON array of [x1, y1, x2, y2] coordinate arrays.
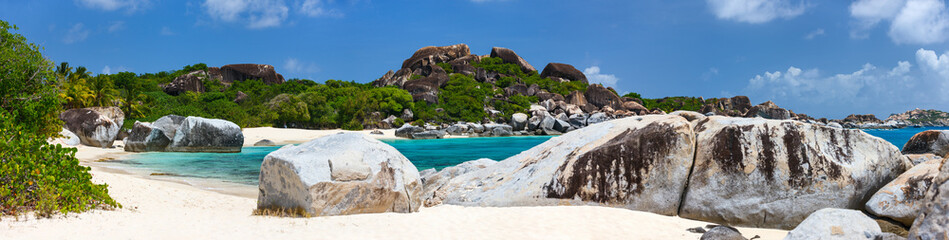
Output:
[[744, 48, 949, 118], [160, 26, 176, 36], [63, 23, 90, 44], [850, 0, 949, 44], [804, 28, 824, 39], [706, 0, 807, 24], [203, 0, 289, 29], [300, 0, 343, 17], [108, 21, 125, 33], [283, 58, 320, 76], [702, 67, 720, 81], [583, 66, 619, 88], [102, 66, 112, 75], [76, 0, 151, 12]]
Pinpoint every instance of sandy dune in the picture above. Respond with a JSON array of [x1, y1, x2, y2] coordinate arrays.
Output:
[[5, 130, 790, 240]]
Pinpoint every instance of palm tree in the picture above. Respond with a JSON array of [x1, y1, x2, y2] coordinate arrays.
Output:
[[55, 62, 72, 80], [87, 75, 119, 107]]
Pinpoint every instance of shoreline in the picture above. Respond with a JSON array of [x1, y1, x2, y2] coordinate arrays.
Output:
[[5, 128, 790, 239]]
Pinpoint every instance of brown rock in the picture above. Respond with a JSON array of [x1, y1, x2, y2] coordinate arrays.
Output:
[[219, 64, 285, 85], [163, 70, 207, 96], [540, 63, 587, 83], [490, 47, 536, 73], [584, 84, 623, 111], [402, 44, 471, 70]]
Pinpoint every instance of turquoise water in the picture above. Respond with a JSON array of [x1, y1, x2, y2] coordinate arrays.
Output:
[[117, 136, 552, 185], [862, 127, 949, 148], [115, 127, 946, 186]]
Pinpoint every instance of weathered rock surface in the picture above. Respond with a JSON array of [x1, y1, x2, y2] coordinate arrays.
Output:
[[901, 130, 949, 156], [167, 116, 244, 153], [784, 208, 882, 240], [679, 117, 911, 229], [490, 47, 535, 73], [539, 63, 587, 83], [402, 44, 470, 71], [219, 64, 284, 85], [59, 107, 124, 148], [907, 157, 949, 238], [420, 158, 497, 207], [411, 130, 446, 139], [124, 121, 171, 152], [510, 113, 528, 131], [905, 153, 943, 166], [866, 158, 943, 226], [257, 133, 422, 216], [431, 115, 696, 216], [744, 101, 791, 120]]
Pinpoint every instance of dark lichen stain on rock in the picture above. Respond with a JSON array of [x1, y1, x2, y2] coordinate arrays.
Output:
[[902, 130, 941, 154], [901, 175, 935, 201], [781, 122, 844, 188], [709, 126, 746, 175], [758, 125, 776, 181], [545, 122, 682, 202]]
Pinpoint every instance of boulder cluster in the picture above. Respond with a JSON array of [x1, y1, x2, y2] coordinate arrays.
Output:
[[124, 115, 244, 153], [58, 107, 125, 148]]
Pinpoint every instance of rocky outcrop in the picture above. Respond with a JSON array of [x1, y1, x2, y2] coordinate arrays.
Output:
[[907, 157, 949, 238], [257, 133, 422, 216], [901, 130, 949, 156], [402, 44, 470, 71], [679, 117, 910, 229], [218, 64, 284, 85], [403, 68, 449, 103], [374, 44, 470, 88], [124, 121, 171, 152], [743, 101, 790, 120], [844, 114, 883, 124], [701, 96, 752, 117], [584, 84, 622, 111], [784, 208, 883, 240], [539, 63, 587, 83], [429, 115, 696, 216], [886, 108, 949, 127], [59, 107, 124, 148], [866, 158, 943, 225], [163, 70, 208, 96], [490, 47, 535, 73], [233, 91, 248, 103], [510, 113, 528, 131], [166, 116, 244, 153], [420, 158, 497, 207]]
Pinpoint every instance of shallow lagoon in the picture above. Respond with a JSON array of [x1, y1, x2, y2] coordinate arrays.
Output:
[[115, 127, 945, 186]]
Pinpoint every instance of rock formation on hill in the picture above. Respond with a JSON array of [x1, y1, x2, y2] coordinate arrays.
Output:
[[163, 63, 285, 96], [887, 108, 949, 127]]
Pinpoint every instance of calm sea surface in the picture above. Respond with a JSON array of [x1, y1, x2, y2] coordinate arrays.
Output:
[[115, 127, 946, 185]]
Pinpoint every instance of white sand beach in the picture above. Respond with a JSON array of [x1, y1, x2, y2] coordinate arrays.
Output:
[[5, 129, 789, 240]]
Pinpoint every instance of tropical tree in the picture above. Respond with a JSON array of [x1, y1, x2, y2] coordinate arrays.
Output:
[[87, 74, 119, 107]]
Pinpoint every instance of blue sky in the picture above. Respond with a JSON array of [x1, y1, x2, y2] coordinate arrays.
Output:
[[2, 0, 948, 119]]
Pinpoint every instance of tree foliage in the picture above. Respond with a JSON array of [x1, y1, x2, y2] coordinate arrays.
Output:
[[0, 20, 118, 217]]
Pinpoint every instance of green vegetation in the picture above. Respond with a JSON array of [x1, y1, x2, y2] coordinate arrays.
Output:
[[0, 20, 118, 217], [472, 57, 586, 95], [623, 92, 714, 113]]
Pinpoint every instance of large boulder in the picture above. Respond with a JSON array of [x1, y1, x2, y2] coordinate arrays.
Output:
[[679, 117, 911, 229], [395, 124, 424, 139], [50, 128, 80, 146], [403, 70, 449, 104], [59, 107, 124, 148], [219, 64, 284, 85], [901, 130, 949, 156], [702, 96, 752, 117], [428, 115, 696, 216], [509, 113, 528, 131], [584, 84, 623, 111], [907, 157, 949, 238], [539, 63, 587, 83], [124, 121, 171, 152], [420, 158, 497, 207], [411, 130, 446, 139], [866, 158, 943, 226], [490, 47, 536, 73], [162, 70, 207, 96], [784, 208, 882, 240], [151, 115, 186, 141], [257, 133, 422, 216], [166, 116, 244, 153]]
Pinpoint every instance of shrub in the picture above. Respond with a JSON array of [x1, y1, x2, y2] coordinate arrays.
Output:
[[0, 20, 118, 217], [394, 118, 405, 127]]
